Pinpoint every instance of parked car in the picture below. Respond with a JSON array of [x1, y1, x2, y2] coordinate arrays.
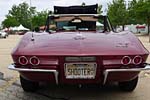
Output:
[[9, 4, 150, 92], [0, 30, 8, 38], [17, 31, 27, 35]]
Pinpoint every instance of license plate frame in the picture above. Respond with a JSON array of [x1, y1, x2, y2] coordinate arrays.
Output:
[[64, 63, 97, 79]]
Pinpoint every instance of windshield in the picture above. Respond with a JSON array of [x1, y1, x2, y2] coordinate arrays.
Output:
[[46, 15, 112, 32], [56, 21, 96, 31]]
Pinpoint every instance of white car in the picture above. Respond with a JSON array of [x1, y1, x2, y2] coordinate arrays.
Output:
[[0, 31, 8, 38]]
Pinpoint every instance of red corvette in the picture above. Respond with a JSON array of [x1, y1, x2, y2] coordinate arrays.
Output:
[[9, 4, 150, 92]]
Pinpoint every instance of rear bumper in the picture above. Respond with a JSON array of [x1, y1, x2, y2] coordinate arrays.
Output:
[[103, 63, 150, 84], [8, 63, 150, 85], [8, 64, 59, 84]]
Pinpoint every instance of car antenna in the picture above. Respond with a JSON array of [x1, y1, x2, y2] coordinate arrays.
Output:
[[31, 31, 34, 41]]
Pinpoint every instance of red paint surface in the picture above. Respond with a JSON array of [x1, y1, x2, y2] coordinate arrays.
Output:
[[11, 31, 149, 84]]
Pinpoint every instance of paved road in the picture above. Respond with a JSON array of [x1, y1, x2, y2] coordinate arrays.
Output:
[[0, 35, 150, 100]]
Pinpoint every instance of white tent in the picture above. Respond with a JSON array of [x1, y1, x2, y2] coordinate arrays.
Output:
[[17, 24, 29, 31], [10, 25, 29, 31], [96, 22, 104, 26]]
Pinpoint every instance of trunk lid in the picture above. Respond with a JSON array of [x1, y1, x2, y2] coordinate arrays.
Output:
[[14, 31, 149, 56]]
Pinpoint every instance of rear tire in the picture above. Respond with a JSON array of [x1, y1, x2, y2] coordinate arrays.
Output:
[[119, 76, 138, 92], [20, 75, 39, 92]]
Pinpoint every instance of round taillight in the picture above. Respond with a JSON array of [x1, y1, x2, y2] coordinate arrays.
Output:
[[133, 56, 142, 65], [19, 56, 28, 65], [30, 56, 40, 66], [121, 56, 131, 65]]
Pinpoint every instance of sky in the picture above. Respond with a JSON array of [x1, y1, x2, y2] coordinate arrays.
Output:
[[0, 0, 114, 25]]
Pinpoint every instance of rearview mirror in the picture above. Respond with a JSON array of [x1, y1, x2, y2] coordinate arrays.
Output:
[[71, 18, 82, 23]]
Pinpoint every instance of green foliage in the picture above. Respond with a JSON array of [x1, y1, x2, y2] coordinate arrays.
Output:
[[126, 0, 150, 25], [134, 0, 150, 23], [32, 11, 48, 28], [97, 5, 103, 14], [2, 2, 49, 29], [7, 2, 36, 29], [2, 16, 19, 28], [108, 0, 150, 33], [127, 0, 138, 24], [108, 0, 127, 29], [128, 0, 150, 33]]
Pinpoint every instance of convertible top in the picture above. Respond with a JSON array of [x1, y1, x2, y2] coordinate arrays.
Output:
[[54, 4, 98, 14]]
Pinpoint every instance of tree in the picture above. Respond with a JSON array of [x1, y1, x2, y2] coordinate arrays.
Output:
[[2, 2, 53, 30], [134, 0, 150, 34], [127, 0, 150, 41], [97, 5, 102, 14], [2, 16, 19, 28], [32, 10, 48, 28], [107, 0, 128, 30], [127, 0, 138, 24], [2, 2, 36, 29]]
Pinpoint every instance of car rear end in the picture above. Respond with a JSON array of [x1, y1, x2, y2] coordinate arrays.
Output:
[[9, 54, 149, 84]]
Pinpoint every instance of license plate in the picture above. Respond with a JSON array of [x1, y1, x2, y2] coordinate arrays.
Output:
[[65, 63, 97, 79]]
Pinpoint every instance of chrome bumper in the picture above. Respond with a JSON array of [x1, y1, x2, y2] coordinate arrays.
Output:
[[8, 64, 59, 84], [8, 63, 150, 85], [103, 64, 150, 84]]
